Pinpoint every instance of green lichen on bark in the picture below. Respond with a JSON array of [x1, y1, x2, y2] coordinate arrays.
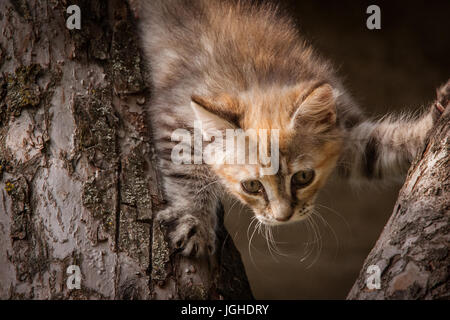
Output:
[[5, 176, 30, 240], [18, 223, 50, 284], [110, 14, 144, 95], [0, 158, 5, 179], [9, 0, 32, 22], [118, 144, 153, 268], [0, 76, 6, 128], [67, 287, 107, 300], [118, 206, 151, 268], [151, 222, 170, 282], [0, 44, 5, 70], [73, 88, 118, 168], [121, 143, 153, 218], [3, 174, 50, 286], [2, 64, 42, 123], [82, 175, 115, 225], [81, 169, 118, 245], [181, 283, 209, 300], [73, 88, 119, 244]]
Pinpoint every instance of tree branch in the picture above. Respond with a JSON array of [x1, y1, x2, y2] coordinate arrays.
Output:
[[347, 82, 450, 299]]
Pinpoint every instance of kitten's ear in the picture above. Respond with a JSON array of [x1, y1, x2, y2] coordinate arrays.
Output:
[[191, 94, 240, 135], [289, 84, 339, 132]]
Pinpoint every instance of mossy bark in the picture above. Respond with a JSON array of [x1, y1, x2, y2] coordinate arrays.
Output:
[[0, 0, 252, 300]]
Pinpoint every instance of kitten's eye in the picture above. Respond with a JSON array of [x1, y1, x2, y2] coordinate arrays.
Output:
[[241, 180, 264, 194], [292, 169, 315, 188]]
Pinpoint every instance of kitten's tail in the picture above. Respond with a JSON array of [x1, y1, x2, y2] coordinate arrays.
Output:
[[338, 80, 449, 183], [342, 111, 433, 182]]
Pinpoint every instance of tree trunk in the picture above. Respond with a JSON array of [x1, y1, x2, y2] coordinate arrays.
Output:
[[0, 0, 252, 300], [347, 85, 450, 299]]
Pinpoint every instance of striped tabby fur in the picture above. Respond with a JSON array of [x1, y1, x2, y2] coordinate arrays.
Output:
[[139, 0, 447, 257]]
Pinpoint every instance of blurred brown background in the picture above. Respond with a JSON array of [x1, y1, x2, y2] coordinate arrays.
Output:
[[225, 0, 450, 299]]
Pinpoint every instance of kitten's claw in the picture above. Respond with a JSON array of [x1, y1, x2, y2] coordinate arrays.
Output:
[[433, 79, 450, 118], [158, 213, 215, 258]]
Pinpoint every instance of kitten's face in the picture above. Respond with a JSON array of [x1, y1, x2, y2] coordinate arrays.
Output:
[[192, 83, 342, 225], [215, 140, 341, 225]]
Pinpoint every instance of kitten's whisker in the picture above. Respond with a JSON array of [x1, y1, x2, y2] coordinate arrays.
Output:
[[299, 217, 315, 262], [268, 226, 288, 258], [312, 215, 323, 268], [312, 209, 340, 261], [220, 232, 230, 261], [264, 225, 280, 262], [248, 218, 260, 269], [225, 198, 240, 222], [195, 180, 219, 197], [304, 214, 322, 269], [316, 203, 351, 234], [246, 217, 256, 243]]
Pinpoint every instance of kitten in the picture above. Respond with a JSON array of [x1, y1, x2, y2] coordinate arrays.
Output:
[[139, 0, 448, 257]]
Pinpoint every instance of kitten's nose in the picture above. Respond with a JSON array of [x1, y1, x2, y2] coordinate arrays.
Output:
[[275, 214, 293, 222], [272, 201, 293, 222]]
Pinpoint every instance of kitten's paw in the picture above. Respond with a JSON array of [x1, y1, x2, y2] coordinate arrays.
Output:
[[158, 213, 215, 258], [432, 79, 449, 121]]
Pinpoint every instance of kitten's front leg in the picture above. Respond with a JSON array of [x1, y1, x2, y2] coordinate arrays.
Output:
[[156, 167, 218, 257]]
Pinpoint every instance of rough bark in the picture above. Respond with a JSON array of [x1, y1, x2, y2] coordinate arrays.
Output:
[[347, 86, 450, 300], [0, 0, 252, 300]]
